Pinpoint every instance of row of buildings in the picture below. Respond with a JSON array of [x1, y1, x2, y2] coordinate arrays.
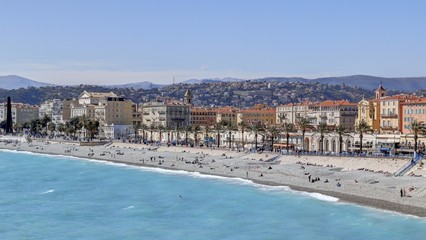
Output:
[[0, 84, 425, 140]]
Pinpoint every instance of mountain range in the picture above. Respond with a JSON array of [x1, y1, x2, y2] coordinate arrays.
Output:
[[0, 75, 425, 91], [108, 81, 165, 90], [182, 77, 244, 84], [0, 75, 54, 89], [255, 75, 426, 91]]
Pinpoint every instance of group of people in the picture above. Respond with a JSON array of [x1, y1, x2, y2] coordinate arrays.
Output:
[[308, 175, 321, 183]]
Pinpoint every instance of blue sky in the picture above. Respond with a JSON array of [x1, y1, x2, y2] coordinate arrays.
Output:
[[1, 0, 425, 85]]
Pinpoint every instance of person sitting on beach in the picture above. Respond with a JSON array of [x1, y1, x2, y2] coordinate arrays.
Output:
[[324, 179, 329, 183], [336, 182, 342, 187], [259, 173, 263, 177]]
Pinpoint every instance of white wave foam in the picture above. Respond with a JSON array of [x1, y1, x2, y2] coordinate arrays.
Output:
[[123, 206, 134, 210], [0, 149, 20, 153], [41, 189, 55, 194], [0, 149, 73, 159], [299, 192, 339, 202], [137, 166, 292, 192], [0, 149, 130, 165]]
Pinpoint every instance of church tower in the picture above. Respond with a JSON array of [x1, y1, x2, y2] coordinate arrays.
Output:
[[183, 89, 192, 105], [375, 83, 386, 100]]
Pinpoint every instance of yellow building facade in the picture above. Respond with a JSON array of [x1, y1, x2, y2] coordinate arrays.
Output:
[[237, 104, 276, 126], [356, 84, 384, 132]]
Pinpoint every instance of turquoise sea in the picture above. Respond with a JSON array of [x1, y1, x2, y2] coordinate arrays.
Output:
[[0, 150, 425, 240]]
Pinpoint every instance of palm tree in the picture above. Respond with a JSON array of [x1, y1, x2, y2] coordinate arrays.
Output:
[[225, 122, 237, 149], [250, 121, 264, 151], [283, 122, 295, 154], [239, 121, 247, 149], [13, 123, 23, 134], [410, 120, 426, 153], [213, 122, 224, 148], [175, 126, 182, 144], [0, 120, 6, 133], [64, 122, 72, 136], [30, 119, 39, 135], [22, 122, 31, 133], [183, 125, 192, 146], [30, 119, 42, 135], [47, 122, 56, 136], [165, 126, 173, 144], [355, 119, 372, 153], [40, 114, 52, 135], [133, 122, 141, 141], [85, 119, 100, 140], [157, 125, 165, 143], [149, 125, 156, 143], [141, 124, 148, 142], [296, 117, 311, 152], [68, 116, 82, 138], [316, 122, 328, 154], [267, 125, 281, 152], [334, 124, 348, 154], [57, 123, 66, 135], [203, 125, 211, 147], [192, 125, 202, 146], [79, 115, 90, 139]]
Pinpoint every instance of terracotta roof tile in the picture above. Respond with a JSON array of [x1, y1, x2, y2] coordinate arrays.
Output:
[[316, 100, 357, 107]]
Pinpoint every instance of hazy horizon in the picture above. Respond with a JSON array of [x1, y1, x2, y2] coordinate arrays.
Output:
[[1, 1, 426, 85]]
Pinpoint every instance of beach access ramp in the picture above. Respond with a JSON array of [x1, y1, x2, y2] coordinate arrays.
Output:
[[394, 154, 423, 177]]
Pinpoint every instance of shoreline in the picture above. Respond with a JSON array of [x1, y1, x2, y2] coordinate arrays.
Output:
[[1, 140, 426, 218]]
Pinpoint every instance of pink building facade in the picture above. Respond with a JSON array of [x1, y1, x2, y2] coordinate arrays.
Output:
[[401, 98, 426, 134]]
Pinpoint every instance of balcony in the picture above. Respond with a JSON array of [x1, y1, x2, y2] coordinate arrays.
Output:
[[171, 117, 186, 121], [381, 126, 397, 131], [380, 114, 398, 118], [340, 113, 357, 117]]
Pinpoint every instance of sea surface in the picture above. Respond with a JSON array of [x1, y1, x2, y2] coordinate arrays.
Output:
[[0, 150, 425, 240]]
